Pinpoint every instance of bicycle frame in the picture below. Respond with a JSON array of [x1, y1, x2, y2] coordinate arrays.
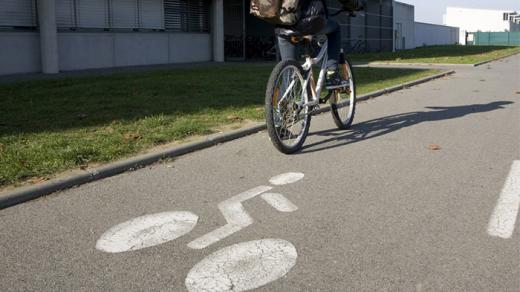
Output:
[[301, 36, 328, 109], [276, 36, 329, 113]]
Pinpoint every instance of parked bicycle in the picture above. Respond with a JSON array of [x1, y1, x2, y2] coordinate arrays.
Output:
[[265, 33, 357, 154]]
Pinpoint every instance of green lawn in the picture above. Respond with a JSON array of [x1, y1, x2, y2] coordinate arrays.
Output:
[[350, 45, 520, 64], [0, 64, 440, 187]]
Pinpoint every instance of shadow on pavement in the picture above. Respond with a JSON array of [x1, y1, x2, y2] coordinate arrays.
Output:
[[300, 101, 514, 154]]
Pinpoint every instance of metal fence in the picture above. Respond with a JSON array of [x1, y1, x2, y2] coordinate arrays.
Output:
[[467, 31, 520, 46]]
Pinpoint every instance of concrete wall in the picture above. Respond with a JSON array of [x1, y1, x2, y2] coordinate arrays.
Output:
[[0, 32, 41, 75], [415, 22, 459, 47], [393, 1, 415, 50], [0, 31, 211, 75]]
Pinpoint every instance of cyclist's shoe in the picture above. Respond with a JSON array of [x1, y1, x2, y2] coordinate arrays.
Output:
[[326, 68, 349, 90]]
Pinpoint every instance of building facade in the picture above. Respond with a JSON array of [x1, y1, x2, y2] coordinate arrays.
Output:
[[0, 0, 399, 75], [393, 1, 414, 50], [1, 0, 460, 76], [444, 7, 520, 45], [0, 0, 218, 75], [392, 2, 458, 51], [414, 22, 458, 47]]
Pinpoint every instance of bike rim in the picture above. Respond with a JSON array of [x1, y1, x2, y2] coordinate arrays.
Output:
[[271, 65, 307, 147], [332, 65, 355, 123]]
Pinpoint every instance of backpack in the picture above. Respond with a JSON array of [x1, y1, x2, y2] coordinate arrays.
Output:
[[293, 0, 326, 35], [250, 0, 302, 26]]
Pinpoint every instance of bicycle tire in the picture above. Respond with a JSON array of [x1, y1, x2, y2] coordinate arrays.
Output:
[[330, 55, 356, 129], [265, 60, 311, 154]]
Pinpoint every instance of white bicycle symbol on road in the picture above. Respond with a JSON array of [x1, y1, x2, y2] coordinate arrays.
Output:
[[95, 172, 305, 292]]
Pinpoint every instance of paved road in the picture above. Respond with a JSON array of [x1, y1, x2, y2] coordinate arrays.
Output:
[[1, 55, 519, 291]]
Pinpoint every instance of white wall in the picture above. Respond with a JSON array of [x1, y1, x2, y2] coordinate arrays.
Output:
[[444, 7, 513, 44], [393, 1, 415, 50], [0, 32, 212, 75], [415, 22, 459, 47]]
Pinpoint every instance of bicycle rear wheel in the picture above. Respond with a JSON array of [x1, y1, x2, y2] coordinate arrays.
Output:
[[330, 54, 356, 129], [265, 60, 311, 154]]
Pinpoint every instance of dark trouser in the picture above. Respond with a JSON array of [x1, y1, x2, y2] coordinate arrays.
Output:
[[277, 19, 341, 69]]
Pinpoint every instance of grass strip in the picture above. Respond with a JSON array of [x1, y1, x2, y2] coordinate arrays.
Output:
[[350, 45, 520, 65], [0, 64, 439, 187]]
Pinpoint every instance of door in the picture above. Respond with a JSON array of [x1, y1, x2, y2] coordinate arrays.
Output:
[[395, 22, 403, 50], [224, 0, 245, 61]]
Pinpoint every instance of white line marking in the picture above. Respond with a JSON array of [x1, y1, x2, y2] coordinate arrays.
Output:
[[488, 161, 520, 239], [269, 172, 305, 186], [187, 186, 272, 249], [261, 193, 299, 212], [96, 211, 198, 253], [185, 239, 297, 292]]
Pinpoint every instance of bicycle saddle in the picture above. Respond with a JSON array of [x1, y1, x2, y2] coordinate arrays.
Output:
[[277, 28, 326, 45]]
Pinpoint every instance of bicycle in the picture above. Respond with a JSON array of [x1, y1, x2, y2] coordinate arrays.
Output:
[[265, 33, 357, 154]]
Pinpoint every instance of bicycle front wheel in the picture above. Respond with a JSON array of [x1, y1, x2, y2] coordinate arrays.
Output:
[[265, 60, 311, 154], [330, 56, 356, 129]]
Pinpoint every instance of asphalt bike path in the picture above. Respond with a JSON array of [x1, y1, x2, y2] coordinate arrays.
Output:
[[1, 55, 519, 291]]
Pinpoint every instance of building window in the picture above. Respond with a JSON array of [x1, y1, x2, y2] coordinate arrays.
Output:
[[111, 0, 139, 28], [76, 0, 110, 28], [0, 0, 209, 32], [164, 0, 210, 33], [0, 0, 37, 28], [139, 0, 164, 29], [55, 0, 164, 30]]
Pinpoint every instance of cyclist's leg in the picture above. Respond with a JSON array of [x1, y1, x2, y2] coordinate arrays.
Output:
[[321, 19, 345, 88], [321, 19, 341, 69], [277, 35, 297, 61]]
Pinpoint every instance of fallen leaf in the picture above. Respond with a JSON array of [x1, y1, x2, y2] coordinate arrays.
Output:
[[29, 177, 50, 184], [226, 114, 243, 121], [428, 144, 441, 151], [123, 132, 142, 140]]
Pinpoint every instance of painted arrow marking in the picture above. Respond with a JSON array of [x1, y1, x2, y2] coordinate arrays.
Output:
[[188, 173, 303, 249]]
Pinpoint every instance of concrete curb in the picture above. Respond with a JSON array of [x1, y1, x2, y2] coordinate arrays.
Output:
[[472, 52, 520, 67], [0, 124, 266, 209], [0, 70, 455, 210], [365, 62, 473, 68]]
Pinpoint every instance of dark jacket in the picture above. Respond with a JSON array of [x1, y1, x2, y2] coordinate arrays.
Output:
[[301, 0, 329, 17]]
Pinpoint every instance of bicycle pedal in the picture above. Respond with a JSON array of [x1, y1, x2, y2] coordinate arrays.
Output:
[[309, 104, 321, 113]]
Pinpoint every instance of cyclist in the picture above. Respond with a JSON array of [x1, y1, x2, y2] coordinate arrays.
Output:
[[275, 0, 344, 90]]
